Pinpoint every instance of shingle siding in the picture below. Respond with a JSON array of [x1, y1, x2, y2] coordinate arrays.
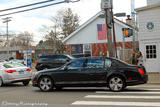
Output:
[[137, 7, 160, 40]]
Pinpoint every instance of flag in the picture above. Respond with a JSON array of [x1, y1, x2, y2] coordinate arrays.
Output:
[[97, 24, 107, 40]]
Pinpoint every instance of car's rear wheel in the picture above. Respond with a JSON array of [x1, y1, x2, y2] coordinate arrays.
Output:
[[108, 76, 125, 92], [23, 81, 30, 86], [38, 76, 53, 92], [0, 77, 3, 87]]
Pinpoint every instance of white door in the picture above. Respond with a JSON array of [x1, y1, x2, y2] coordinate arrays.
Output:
[[143, 42, 160, 73]]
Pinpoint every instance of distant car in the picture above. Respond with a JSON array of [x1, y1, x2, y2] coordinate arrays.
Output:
[[35, 54, 75, 71], [32, 57, 148, 92], [0, 60, 6, 63], [9, 59, 25, 65], [0, 62, 32, 87], [72, 54, 91, 58]]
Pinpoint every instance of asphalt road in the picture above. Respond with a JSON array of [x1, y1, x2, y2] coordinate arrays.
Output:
[[0, 83, 160, 107]]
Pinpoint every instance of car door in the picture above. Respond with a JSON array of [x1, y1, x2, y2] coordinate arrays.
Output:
[[56, 59, 89, 85], [83, 58, 109, 84]]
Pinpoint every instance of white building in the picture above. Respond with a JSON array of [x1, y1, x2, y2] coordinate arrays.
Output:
[[136, 0, 160, 72], [63, 11, 136, 59]]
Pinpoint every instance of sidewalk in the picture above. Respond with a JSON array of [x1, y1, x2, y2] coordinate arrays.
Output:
[[148, 72, 160, 84]]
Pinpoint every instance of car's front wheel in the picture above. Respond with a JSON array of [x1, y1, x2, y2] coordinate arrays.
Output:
[[38, 76, 53, 92], [108, 76, 125, 92]]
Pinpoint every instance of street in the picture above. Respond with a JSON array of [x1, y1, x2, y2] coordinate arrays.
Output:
[[0, 84, 160, 107]]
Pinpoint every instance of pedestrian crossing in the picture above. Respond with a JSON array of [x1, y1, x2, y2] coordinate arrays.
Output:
[[71, 87, 160, 107]]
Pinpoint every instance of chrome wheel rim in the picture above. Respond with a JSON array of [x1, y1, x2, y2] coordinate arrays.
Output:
[[109, 77, 123, 91], [39, 78, 52, 91]]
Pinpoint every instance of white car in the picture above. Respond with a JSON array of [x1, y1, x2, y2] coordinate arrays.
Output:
[[0, 62, 32, 87]]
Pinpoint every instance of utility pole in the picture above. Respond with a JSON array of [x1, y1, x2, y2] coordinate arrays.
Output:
[[111, 4, 117, 58], [2, 17, 12, 60], [102, 0, 114, 57], [122, 28, 125, 61], [131, 0, 136, 51]]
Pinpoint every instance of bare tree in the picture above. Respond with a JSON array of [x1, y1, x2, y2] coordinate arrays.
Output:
[[38, 8, 79, 54], [9, 31, 33, 47], [51, 8, 80, 38]]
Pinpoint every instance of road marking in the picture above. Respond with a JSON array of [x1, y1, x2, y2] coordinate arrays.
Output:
[[71, 101, 160, 106], [95, 91, 160, 94], [131, 85, 160, 88], [85, 95, 160, 99]]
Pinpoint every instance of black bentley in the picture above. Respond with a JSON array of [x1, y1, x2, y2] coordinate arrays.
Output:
[[32, 57, 148, 92]]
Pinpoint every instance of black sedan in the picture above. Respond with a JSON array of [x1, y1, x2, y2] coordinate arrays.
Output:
[[32, 57, 148, 92]]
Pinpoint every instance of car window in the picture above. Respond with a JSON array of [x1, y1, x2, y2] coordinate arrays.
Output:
[[3, 63, 26, 68], [86, 58, 104, 68], [67, 59, 86, 69], [111, 59, 127, 67], [105, 59, 111, 68]]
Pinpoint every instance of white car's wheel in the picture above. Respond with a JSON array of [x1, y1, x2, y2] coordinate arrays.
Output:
[[23, 81, 30, 86], [108, 76, 125, 92], [0, 77, 3, 87], [38, 76, 53, 92]]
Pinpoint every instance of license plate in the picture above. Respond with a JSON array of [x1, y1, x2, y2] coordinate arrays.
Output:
[[19, 70, 24, 74]]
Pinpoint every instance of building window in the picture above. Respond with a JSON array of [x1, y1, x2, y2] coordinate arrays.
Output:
[[146, 45, 156, 59]]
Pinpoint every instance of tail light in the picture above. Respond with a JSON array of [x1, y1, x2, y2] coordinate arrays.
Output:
[[139, 68, 144, 75], [27, 68, 31, 72], [5, 70, 17, 73]]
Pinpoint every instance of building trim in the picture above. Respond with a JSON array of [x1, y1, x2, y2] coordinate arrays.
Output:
[[135, 3, 160, 12]]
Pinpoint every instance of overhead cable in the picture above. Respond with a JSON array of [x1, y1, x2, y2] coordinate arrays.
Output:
[[0, 0, 56, 12], [0, 1, 65, 17]]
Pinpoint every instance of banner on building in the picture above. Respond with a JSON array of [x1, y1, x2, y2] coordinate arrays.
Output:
[[71, 45, 83, 55]]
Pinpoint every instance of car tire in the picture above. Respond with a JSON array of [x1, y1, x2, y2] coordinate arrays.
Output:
[[23, 81, 30, 86], [108, 76, 125, 92], [0, 77, 3, 87], [38, 76, 53, 92]]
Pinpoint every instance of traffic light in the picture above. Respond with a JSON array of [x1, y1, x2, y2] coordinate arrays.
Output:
[[122, 28, 133, 37]]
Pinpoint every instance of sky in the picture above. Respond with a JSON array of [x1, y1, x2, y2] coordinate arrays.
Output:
[[0, 0, 147, 45]]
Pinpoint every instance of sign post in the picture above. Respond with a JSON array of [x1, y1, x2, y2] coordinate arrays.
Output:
[[101, 0, 114, 57]]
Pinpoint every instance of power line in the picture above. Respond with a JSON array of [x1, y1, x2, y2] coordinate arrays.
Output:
[[0, 0, 56, 12], [0, 0, 81, 17], [0, 1, 65, 17]]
